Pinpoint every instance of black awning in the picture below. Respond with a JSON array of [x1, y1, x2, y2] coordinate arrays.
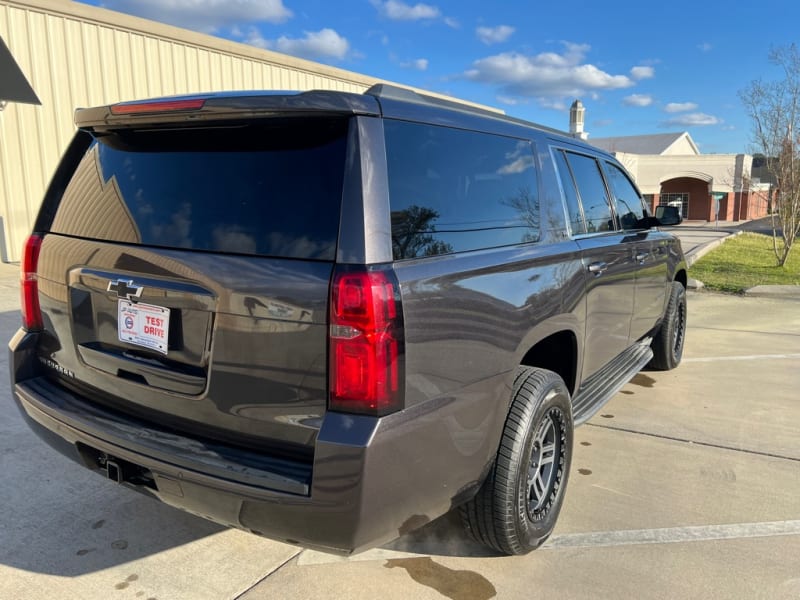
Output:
[[0, 36, 40, 106]]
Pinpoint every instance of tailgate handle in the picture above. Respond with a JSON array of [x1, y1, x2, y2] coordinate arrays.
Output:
[[78, 343, 206, 395]]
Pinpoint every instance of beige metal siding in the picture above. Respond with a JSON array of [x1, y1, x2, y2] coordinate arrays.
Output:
[[4, 0, 482, 262]]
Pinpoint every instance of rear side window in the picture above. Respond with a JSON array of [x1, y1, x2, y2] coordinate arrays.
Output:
[[603, 161, 648, 230], [562, 152, 614, 233], [553, 150, 587, 235], [50, 119, 348, 260], [384, 120, 540, 259]]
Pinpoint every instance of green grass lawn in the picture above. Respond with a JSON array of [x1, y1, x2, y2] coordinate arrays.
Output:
[[688, 232, 800, 293]]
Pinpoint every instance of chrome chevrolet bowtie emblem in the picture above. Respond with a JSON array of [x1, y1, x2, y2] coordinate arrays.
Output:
[[107, 279, 143, 301]]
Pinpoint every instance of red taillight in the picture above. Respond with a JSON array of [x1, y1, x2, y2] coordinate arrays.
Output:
[[110, 98, 206, 115], [329, 268, 404, 416], [21, 234, 43, 331]]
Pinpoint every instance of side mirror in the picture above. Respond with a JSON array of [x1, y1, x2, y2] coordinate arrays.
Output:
[[655, 205, 683, 226]]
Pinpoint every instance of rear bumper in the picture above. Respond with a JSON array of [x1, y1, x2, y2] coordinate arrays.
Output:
[[9, 329, 489, 554]]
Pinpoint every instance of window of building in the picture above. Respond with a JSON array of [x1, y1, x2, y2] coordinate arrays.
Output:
[[659, 192, 689, 219]]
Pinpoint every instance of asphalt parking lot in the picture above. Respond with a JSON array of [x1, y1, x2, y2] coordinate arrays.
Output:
[[2, 262, 799, 600]]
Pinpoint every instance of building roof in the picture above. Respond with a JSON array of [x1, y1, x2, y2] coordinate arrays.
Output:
[[590, 132, 700, 156]]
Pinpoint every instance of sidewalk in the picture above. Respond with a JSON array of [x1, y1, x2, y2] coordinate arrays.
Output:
[[663, 224, 738, 267]]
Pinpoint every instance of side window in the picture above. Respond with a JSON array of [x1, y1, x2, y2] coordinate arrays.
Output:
[[564, 152, 614, 233], [384, 120, 540, 259], [604, 161, 647, 230], [553, 149, 587, 235]]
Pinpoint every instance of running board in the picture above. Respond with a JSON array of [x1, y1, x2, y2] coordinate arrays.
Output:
[[572, 339, 653, 426]]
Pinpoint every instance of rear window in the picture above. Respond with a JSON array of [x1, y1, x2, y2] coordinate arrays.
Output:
[[50, 118, 349, 260], [384, 120, 540, 259]]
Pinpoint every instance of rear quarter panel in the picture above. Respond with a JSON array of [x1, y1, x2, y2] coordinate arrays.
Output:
[[392, 240, 585, 497]]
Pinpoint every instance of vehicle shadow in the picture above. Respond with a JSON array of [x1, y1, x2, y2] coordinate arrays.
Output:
[[380, 510, 499, 558]]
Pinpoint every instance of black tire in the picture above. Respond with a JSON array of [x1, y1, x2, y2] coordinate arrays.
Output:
[[649, 281, 687, 370], [460, 367, 573, 555]]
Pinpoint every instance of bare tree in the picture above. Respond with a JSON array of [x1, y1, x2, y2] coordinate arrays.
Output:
[[739, 44, 800, 266], [391, 205, 453, 259]]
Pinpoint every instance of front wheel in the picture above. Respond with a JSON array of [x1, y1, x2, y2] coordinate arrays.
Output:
[[649, 281, 687, 370], [461, 367, 573, 555]]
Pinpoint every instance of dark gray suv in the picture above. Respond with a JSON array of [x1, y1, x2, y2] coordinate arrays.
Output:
[[9, 85, 687, 556]]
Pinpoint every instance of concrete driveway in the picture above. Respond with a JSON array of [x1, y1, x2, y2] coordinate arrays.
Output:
[[2, 264, 799, 599]]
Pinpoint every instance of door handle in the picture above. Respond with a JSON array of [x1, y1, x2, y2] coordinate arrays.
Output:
[[635, 252, 648, 263], [588, 261, 608, 275]]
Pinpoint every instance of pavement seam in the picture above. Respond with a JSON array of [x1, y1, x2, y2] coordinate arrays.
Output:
[[585, 422, 800, 463], [688, 325, 800, 338], [232, 549, 304, 600], [544, 520, 800, 550]]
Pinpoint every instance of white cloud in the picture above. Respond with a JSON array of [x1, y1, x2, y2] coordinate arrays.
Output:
[[664, 102, 698, 113], [498, 155, 535, 174], [371, 0, 441, 20], [103, 0, 292, 32], [273, 29, 350, 60], [464, 42, 634, 98], [630, 65, 654, 80], [663, 113, 722, 127], [594, 118, 613, 127], [476, 25, 515, 45], [539, 99, 567, 111], [444, 17, 460, 29], [698, 42, 713, 52], [623, 94, 653, 107], [497, 95, 527, 106], [242, 27, 269, 48], [401, 58, 429, 70]]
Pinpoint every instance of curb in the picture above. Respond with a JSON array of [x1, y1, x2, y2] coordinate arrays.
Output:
[[744, 285, 800, 301]]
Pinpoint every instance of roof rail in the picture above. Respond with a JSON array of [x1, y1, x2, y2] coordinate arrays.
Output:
[[364, 83, 505, 117], [363, 83, 572, 138]]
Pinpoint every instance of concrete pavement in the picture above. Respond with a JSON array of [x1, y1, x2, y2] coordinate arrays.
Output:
[[2, 249, 800, 599], [245, 292, 800, 600]]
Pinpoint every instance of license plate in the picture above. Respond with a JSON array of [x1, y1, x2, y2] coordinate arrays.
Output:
[[118, 299, 170, 355]]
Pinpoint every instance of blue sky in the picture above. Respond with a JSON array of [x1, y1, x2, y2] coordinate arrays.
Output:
[[80, 0, 800, 154]]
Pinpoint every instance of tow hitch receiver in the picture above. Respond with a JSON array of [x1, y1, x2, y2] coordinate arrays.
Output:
[[105, 458, 124, 483], [84, 447, 156, 489]]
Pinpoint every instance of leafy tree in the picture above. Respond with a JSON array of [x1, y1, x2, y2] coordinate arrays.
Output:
[[739, 44, 800, 266]]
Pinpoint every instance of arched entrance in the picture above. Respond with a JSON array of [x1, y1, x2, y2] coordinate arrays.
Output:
[[659, 174, 713, 221]]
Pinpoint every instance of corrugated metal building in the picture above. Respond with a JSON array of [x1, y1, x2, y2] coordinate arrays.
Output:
[[0, 0, 493, 262]]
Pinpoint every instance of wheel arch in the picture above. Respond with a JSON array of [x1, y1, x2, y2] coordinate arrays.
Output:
[[674, 268, 687, 288], [517, 321, 580, 395]]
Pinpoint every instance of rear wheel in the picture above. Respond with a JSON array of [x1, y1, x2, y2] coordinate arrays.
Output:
[[649, 281, 687, 370], [461, 367, 573, 555]]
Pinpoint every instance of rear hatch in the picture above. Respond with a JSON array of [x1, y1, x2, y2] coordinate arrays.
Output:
[[31, 93, 370, 459]]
